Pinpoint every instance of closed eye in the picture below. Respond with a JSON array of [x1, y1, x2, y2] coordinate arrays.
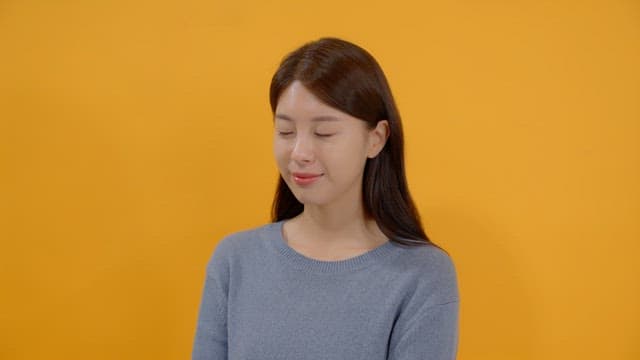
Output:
[[315, 133, 335, 138], [277, 131, 294, 136]]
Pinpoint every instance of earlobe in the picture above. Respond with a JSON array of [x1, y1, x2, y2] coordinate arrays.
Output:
[[367, 120, 390, 158]]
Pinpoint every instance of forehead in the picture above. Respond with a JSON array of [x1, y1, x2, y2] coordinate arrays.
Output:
[[275, 81, 348, 121]]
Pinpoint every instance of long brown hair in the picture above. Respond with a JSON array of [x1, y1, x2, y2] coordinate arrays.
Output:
[[269, 37, 435, 247]]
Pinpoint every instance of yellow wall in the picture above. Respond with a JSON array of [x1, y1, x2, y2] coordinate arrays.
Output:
[[1, 0, 638, 359]]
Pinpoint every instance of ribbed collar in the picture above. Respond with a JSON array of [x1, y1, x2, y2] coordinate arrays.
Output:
[[263, 220, 399, 274]]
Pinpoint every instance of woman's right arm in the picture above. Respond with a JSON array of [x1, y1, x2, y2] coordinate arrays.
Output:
[[192, 239, 231, 360]]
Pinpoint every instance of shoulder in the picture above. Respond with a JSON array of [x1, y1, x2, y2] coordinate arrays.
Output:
[[205, 222, 278, 273], [395, 243, 456, 276], [214, 222, 275, 252], [388, 242, 459, 305]]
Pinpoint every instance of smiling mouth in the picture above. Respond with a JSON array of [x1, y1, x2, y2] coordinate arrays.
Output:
[[292, 173, 322, 185]]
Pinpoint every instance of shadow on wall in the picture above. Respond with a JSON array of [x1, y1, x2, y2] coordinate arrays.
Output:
[[430, 207, 538, 360]]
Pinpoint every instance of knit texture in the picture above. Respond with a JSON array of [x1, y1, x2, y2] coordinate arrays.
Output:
[[192, 221, 459, 360]]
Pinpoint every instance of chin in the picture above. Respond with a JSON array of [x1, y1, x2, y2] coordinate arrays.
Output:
[[291, 192, 328, 207]]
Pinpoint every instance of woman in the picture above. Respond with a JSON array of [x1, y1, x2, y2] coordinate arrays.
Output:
[[193, 37, 459, 360]]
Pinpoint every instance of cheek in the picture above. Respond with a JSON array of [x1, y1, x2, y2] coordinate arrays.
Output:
[[327, 141, 368, 176], [273, 141, 290, 168]]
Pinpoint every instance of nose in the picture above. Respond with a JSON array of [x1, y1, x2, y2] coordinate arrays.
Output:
[[291, 135, 315, 163]]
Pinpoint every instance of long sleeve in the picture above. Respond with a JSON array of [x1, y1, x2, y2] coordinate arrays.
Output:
[[387, 246, 460, 360], [192, 239, 231, 360], [387, 300, 459, 360]]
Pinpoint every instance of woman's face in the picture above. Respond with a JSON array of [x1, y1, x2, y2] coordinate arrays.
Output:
[[273, 81, 388, 209]]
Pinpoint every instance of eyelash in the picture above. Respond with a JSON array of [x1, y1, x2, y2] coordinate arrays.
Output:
[[277, 131, 334, 138]]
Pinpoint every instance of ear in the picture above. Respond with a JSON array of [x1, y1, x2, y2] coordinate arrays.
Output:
[[367, 120, 390, 158]]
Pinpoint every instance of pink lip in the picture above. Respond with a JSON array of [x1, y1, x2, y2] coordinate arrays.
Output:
[[292, 172, 322, 185]]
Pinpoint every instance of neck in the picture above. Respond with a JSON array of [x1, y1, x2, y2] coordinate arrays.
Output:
[[293, 199, 386, 250], [302, 200, 366, 231]]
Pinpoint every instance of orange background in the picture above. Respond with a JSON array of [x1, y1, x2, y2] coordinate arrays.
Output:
[[1, 0, 639, 359]]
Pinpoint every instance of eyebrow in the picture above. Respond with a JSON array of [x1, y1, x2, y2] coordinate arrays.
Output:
[[274, 114, 340, 122]]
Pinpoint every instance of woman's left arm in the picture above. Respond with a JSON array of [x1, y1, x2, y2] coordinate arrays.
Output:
[[388, 247, 460, 360], [387, 299, 459, 360]]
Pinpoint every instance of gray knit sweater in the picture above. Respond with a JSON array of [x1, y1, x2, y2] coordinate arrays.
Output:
[[192, 221, 459, 360]]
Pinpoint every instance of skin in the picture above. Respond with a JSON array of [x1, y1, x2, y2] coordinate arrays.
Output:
[[273, 81, 390, 261]]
